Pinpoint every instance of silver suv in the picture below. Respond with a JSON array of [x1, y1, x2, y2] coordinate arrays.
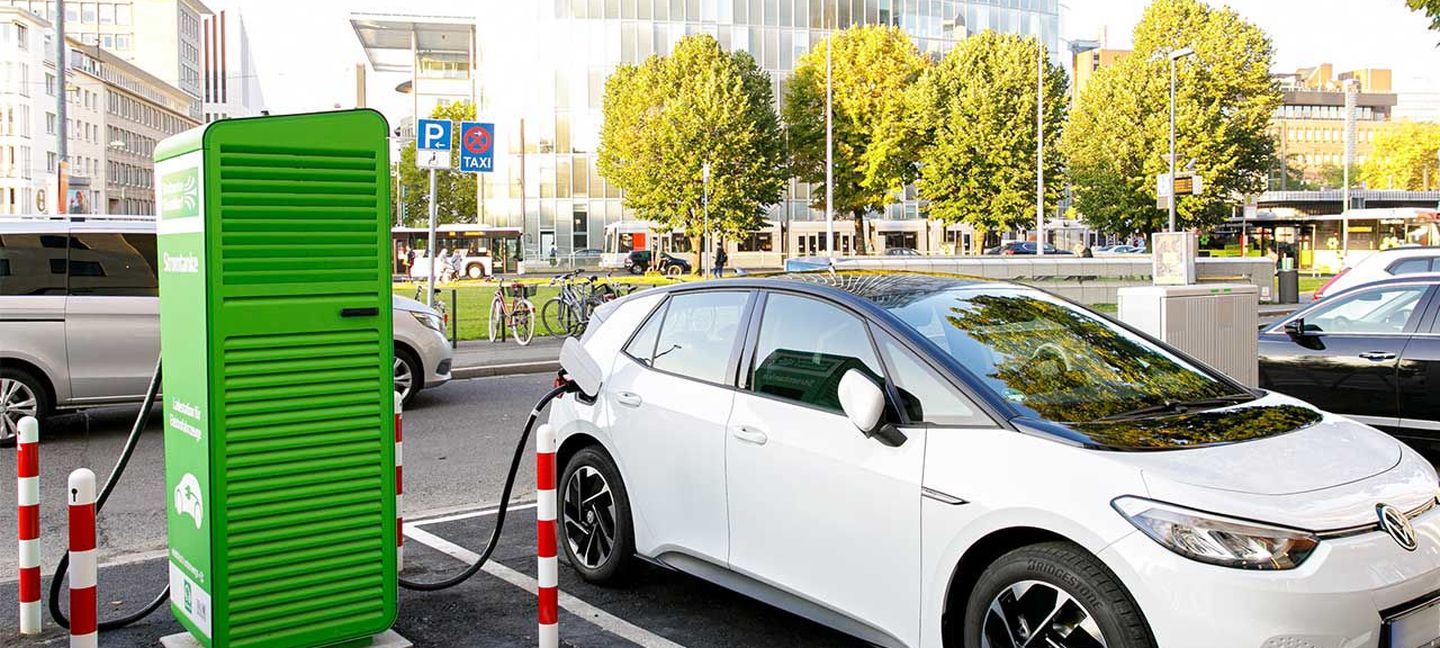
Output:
[[0, 216, 452, 443]]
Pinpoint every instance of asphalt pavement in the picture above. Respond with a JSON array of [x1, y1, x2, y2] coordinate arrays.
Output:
[[0, 373, 859, 648]]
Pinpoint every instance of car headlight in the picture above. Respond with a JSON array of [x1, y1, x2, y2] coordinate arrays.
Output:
[[410, 311, 444, 333], [1112, 496, 1318, 570]]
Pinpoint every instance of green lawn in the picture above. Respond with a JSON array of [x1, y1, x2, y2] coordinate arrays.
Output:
[[395, 274, 684, 341]]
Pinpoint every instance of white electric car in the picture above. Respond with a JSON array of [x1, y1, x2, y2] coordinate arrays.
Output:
[[548, 271, 1440, 648]]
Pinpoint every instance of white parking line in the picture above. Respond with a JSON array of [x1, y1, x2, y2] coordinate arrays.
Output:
[[403, 524, 687, 648]]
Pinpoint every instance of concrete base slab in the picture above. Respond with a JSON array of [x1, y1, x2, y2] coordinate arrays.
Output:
[[161, 630, 413, 648]]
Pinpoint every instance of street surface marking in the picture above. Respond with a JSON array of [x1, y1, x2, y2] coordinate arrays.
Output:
[[404, 524, 687, 648], [410, 500, 537, 526]]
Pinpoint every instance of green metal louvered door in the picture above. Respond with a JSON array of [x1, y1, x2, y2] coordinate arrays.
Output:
[[159, 110, 396, 648]]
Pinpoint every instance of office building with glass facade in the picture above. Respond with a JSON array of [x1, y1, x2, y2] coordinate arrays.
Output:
[[356, 0, 1060, 259]]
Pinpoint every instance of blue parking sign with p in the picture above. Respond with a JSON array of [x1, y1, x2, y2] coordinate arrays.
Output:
[[418, 119, 452, 151], [459, 122, 495, 173]]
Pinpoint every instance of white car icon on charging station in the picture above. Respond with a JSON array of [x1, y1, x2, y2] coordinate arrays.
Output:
[[174, 473, 203, 529]]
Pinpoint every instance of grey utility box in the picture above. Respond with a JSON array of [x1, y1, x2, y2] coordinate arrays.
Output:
[[1117, 284, 1260, 387]]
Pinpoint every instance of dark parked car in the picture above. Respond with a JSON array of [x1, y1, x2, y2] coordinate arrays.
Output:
[[624, 250, 691, 275], [984, 241, 1073, 256], [885, 247, 921, 256], [1259, 274, 1440, 450]]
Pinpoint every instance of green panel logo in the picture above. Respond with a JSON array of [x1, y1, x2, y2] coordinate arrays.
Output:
[[161, 168, 200, 219]]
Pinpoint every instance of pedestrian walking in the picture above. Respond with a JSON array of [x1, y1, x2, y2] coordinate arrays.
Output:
[[712, 244, 727, 278]]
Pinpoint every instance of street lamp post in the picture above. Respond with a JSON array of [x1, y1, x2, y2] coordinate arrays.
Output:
[[702, 162, 710, 277], [1167, 46, 1195, 233], [824, 10, 834, 258], [1035, 40, 1045, 256]]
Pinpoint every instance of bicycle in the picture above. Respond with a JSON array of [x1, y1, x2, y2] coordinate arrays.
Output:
[[412, 285, 448, 323], [541, 270, 592, 337], [488, 281, 536, 346]]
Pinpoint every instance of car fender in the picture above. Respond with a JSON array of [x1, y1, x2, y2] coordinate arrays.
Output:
[[0, 347, 70, 405], [918, 427, 1148, 648]]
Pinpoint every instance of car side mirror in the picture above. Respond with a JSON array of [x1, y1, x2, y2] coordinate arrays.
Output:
[[1283, 318, 1310, 338], [837, 369, 906, 447]]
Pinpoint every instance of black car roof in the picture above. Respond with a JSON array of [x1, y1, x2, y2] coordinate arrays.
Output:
[[655, 270, 1013, 308]]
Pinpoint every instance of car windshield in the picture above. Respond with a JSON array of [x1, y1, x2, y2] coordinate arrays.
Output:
[[885, 287, 1241, 423]]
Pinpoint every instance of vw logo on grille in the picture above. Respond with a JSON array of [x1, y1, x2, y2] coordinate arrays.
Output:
[[1377, 503, 1418, 552]]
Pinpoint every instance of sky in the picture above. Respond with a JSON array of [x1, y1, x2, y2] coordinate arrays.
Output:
[[226, 0, 1440, 125]]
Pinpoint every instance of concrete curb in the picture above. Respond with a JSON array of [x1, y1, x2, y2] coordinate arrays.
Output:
[[452, 360, 560, 379]]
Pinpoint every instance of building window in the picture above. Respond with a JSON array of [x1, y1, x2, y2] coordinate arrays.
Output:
[[81, 2, 95, 23], [116, 4, 129, 25], [45, 112, 54, 134], [572, 206, 588, 249]]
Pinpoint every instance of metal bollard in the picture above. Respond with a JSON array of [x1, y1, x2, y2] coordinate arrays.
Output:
[[17, 416, 40, 634], [68, 469, 98, 648], [535, 423, 558, 648], [394, 391, 404, 572]]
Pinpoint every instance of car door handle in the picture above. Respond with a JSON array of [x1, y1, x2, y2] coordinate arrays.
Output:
[[1359, 351, 1397, 361], [615, 391, 643, 407], [340, 307, 379, 318], [731, 425, 768, 446]]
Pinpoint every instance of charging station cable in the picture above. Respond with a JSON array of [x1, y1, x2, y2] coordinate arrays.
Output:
[[399, 382, 572, 591], [48, 358, 171, 631], [45, 361, 571, 616]]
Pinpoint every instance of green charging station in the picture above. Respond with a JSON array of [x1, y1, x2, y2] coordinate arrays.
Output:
[[156, 110, 398, 648]]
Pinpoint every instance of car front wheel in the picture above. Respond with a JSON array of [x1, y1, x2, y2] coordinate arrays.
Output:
[[393, 349, 422, 408], [559, 446, 637, 584], [963, 541, 1155, 648]]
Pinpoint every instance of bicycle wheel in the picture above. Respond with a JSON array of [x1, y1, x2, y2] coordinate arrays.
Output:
[[541, 298, 566, 336], [513, 299, 536, 346], [488, 297, 504, 343]]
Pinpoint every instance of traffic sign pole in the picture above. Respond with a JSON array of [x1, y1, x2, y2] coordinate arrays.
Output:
[[427, 167, 437, 309], [416, 118, 454, 307]]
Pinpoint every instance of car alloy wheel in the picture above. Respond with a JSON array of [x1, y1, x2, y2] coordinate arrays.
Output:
[[562, 465, 617, 569], [393, 356, 414, 402], [981, 580, 1108, 648], [0, 377, 39, 443]]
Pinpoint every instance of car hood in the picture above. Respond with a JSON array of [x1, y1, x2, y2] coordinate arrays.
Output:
[[392, 294, 436, 315], [1105, 396, 1436, 529]]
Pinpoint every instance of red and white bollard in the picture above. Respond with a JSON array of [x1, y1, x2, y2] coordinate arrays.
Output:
[[394, 391, 404, 572], [68, 468, 98, 648], [535, 423, 559, 648], [16, 416, 41, 634]]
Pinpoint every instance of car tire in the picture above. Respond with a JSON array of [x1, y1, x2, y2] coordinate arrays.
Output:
[[467, 264, 484, 280], [559, 446, 638, 584], [627, 265, 643, 275], [962, 541, 1155, 648], [393, 348, 423, 408], [0, 368, 50, 447]]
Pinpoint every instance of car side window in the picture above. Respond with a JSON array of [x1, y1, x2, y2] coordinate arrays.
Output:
[[650, 291, 748, 384], [1303, 285, 1428, 334], [68, 233, 158, 297], [622, 300, 668, 366], [1389, 258, 1433, 275], [0, 233, 67, 296], [877, 335, 990, 427], [749, 293, 884, 414]]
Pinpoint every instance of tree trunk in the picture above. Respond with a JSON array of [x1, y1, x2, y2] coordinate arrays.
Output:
[[690, 233, 703, 276], [852, 212, 867, 256], [972, 228, 989, 256]]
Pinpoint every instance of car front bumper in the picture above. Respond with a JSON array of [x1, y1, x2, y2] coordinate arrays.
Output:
[[413, 325, 453, 390], [1102, 505, 1440, 648]]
